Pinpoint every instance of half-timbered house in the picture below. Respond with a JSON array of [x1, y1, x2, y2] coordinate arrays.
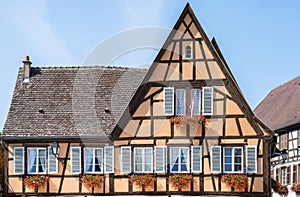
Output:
[[255, 76, 300, 186], [2, 3, 274, 197]]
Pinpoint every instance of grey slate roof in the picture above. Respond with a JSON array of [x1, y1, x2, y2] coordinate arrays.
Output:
[[2, 66, 147, 137], [254, 76, 300, 131]]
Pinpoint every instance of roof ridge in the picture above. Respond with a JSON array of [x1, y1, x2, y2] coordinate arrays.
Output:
[[19, 65, 148, 70], [268, 75, 300, 93]]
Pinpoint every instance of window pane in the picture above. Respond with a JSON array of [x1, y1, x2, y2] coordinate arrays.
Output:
[[176, 89, 185, 115], [171, 147, 179, 172], [38, 149, 46, 173], [28, 149, 37, 174], [85, 149, 93, 173], [224, 148, 232, 173], [185, 46, 191, 58], [95, 149, 102, 172], [191, 89, 201, 115]]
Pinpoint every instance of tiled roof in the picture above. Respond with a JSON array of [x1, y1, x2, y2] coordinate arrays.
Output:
[[2, 66, 147, 137], [254, 76, 300, 131]]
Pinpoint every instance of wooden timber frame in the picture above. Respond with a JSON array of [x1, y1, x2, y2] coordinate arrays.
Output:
[[2, 3, 274, 197]]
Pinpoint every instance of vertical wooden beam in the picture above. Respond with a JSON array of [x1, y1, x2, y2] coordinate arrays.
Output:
[[58, 142, 70, 194]]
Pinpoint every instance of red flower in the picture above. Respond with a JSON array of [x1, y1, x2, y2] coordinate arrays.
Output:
[[24, 175, 50, 189], [221, 174, 248, 191], [81, 174, 104, 189], [170, 174, 193, 191], [129, 174, 156, 190]]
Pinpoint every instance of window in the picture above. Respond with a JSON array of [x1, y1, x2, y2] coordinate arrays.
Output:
[[121, 146, 131, 173], [223, 147, 243, 173], [281, 167, 287, 185], [164, 87, 174, 115], [170, 147, 189, 173], [190, 89, 201, 115], [211, 146, 221, 173], [134, 147, 153, 173], [191, 146, 202, 173], [155, 146, 167, 173], [28, 148, 47, 174], [71, 147, 81, 174], [84, 148, 103, 173], [185, 46, 192, 58], [176, 89, 186, 115], [14, 147, 24, 174], [202, 87, 213, 115]]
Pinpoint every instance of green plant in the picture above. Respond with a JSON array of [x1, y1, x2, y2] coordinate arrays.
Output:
[[279, 185, 288, 195], [291, 182, 300, 194], [81, 174, 104, 189], [271, 179, 281, 193], [170, 115, 206, 126], [24, 175, 49, 189], [130, 174, 156, 190], [221, 174, 248, 191], [170, 173, 193, 191]]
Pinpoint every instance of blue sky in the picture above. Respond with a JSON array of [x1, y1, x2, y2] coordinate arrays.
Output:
[[1, 0, 300, 131]]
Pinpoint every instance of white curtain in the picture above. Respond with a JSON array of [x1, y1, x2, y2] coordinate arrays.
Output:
[[38, 149, 46, 173], [85, 149, 93, 172], [28, 149, 37, 173]]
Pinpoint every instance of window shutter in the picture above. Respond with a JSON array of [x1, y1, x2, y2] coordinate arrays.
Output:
[[211, 146, 221, 173], [192, 146, 202, 173], [202, 87, 213, 115], [14, 147, 24, 174], [48, 147, 58, 174], [246, 146, 257, 173], [104, 146, 114, 173], [155, 146, 167, 173], [121, 146, 131, 173], [71, 147, 81, 174], [164, 87, 174, 115]]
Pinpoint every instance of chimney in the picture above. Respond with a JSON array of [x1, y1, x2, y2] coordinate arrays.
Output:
[[23, 56, 32, 83]]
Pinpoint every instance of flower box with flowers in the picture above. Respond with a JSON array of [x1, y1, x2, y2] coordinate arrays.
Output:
[[292, 182, 300, 194], [221, 174, 248, 192], [81, 174, 104, 190], [130, 174, 156, 191], [24, 175, 49, 192], [271, 179, 281, 193], [170, 173, 193, 191], [169, 115, 206, 127], [279, 185, 289, 195]]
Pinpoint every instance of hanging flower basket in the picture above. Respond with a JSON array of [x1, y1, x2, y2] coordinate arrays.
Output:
[[170, 173, 193, 191], [271, 179, 281, 193], [291, 182, 300, 194], [81, 174, 104, 189], [24, 175, 49, 190], [279, 185, 289, 195], [221, 174, 248, 192], [129, 174, 156, 191]]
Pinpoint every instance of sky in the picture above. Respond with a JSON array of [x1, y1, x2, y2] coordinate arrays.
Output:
[[1, 0, 300, 131]]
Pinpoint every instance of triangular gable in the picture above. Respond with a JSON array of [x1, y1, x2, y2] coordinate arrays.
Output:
[[112, 3, 273, 139]]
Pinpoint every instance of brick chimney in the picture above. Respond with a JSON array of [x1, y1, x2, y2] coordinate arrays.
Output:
[[23, 56, 32, 83]]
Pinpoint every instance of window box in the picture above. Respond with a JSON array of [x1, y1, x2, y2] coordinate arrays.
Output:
[[129, 174, 156, 191], [221, 174, 248, 192], [170, 173, 193, 191], [24, 175, 49, 190], [279, 185, 288, 195], [81, 174, 104, 190], [291, 183, 300, 194], [169, 115, 206, 127]]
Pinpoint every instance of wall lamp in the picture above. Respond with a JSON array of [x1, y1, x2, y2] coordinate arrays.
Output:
[[51, 141, 66, 165]]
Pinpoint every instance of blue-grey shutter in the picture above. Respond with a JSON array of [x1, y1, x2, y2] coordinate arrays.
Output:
[[121, 146, 131, 173], [14, 147, 24, 174], [155, 146, 167, 173], [48, 147, 58, 174], [164, 87, 174, 115], [192, 146, 202, 173], [104, 146, 114, 173], [246, 146, 257, 173], [211, 146, 221, 173], [71, 147, 81, 174], [202, 87, 213, 115]]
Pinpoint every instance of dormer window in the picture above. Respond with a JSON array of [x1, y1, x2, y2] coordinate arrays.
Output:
[[185, 46, 192, 58]]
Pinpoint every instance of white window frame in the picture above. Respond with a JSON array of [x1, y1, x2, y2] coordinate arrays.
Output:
[[104, 146, 114, 174], [134, 147, 153, 173], [211, 146, 221, 173], [70, 147, 81, 174], [48, 146, 58, 174], [190, 89, 201, 116], [121, 146, 131, 174], [185, 46, 192, 59], [176, 89, 186, 115], [170, 147, 189, 173], [223, 147, 243, 173], [281, 168, 287, 185], [84, 147, 103, 174], [13, 147, 24, 174], [202, 87, 214, 116], [27, 147, 47, 174], [164, 87, 174, 115], [191, 146, 202, 173], [154, 146, 167, 173], [246, 146, 257, 173]]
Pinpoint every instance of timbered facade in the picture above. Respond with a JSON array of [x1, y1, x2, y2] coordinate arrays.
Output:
[[2, 3, 274, 197], [255, 76, 300, 187]]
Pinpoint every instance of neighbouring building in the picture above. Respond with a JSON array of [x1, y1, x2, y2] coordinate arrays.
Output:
[[255, 76, 300, 186], [2, 3, 274, 197]]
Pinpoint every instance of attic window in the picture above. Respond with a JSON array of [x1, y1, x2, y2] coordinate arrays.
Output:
[[185, 46, 192, 58]]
